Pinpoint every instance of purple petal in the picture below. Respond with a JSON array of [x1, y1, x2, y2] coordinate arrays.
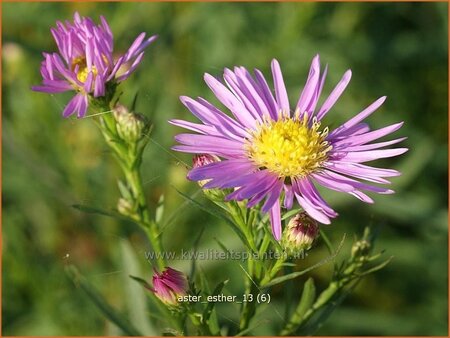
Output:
[[330, 96, 387, 138], [297, 55, 320, 114], [224, 67, 264, 121], [62, 93, 83, 118], [319, 170, 395, 194], [311, 172, 355, 192], [316, 70, 352, 121], [187, 159, 254, 182], [77, 94, 88, 118], [325, 162, 401, 178], [253, 68, 278, 119], [261, 179, 284, 213], [332, 122, 404, 148], [116, 52, 144, 82], [339, 137, 407, 152], [212, 170, 271, 190], [179, 96, 248, 140], [269, 199, 282, 240], [295, 193, 330, 224], [283, 184, 294, 209], [295, 178, 337, 218], [271, 59, 290, 113], [349, 190, 374, 203], [225, 171, 278, 200], [169, 119, 221, 136], [204, 73, 257, 129], [339, 148, 408, 163]]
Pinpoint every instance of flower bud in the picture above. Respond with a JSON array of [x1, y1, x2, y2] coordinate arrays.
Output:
[[113, 104, 148, 143], [151, 267, 188, 306], [282, 212, 319, 255], [351, 239, 371, 260], [117, 198, 136, 217], [192, 154, 220, 169]]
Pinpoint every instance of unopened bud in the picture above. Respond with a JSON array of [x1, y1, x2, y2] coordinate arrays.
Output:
[[282, 212, 319, 255], [191, 154, 220, 188], [113, 105, 148, 143], [150, 267, 188, 307], [351, 239, 371, 260], [117, 198, 135, 217], [192, 154, 220, 169]]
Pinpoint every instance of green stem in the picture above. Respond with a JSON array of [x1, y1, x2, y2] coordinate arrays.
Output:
[[239, 281, 259, 332], [260, 257, 286, 286], [125, 167, 165, 271], [95, 105, 165, 270], [280, 281, 340, 336]]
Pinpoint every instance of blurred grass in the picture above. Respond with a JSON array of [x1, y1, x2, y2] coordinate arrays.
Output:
[[2, 2, 448, 336]]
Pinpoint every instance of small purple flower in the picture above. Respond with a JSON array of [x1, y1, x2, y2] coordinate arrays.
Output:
[[151, 267, 188, 306], [32, 12, 157, 118], [171, 55, 408, 240]]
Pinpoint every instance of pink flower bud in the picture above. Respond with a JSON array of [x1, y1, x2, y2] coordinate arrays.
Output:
[[151, 267, 188, 306]]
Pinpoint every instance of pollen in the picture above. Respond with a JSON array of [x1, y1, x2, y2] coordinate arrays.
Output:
[[246, 111, 332, 179], [72, 57, 98, 83]]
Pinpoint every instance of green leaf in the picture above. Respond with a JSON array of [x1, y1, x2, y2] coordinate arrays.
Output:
[[203, 279, 228, 323], [295, 278, 316, 320], [281, 208, 303, 220], [172, 185, 253, 251], [319, 229, 335, 256], [281, 278, 316, 335], [131, 91, 139, 112], [262, 234, 346, 288], [155, 194, 165, 224], [71, 204, 132, 222], [356, 256, 394, 277], [129, 275, 152, 290], [120, 240, 157, 335], [190, 226, 205, 282], [65, 265, 142, 336], [299, 282, 359, 335], [117, 180, 132, 200], [214, 237, 231, 255]]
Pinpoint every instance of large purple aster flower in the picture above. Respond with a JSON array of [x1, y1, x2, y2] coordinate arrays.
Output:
[[171, 56, 407, 240], [32, 12, 157, 118]]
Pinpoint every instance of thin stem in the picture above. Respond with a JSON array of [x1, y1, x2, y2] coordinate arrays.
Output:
[[95, 104, 165, 270], [280, 281, 340, 336], [125, 166, 165, 271]]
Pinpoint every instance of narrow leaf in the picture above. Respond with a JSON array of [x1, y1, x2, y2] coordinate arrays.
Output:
[[65, 265, 142, 336], [155, 194, 165, 224], [282, 278, 316, 335], [262, 234, 346, 288], [172, 186, 253, 251]]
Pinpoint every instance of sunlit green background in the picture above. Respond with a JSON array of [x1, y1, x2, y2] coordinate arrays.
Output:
[[2, 2, 448, 336]]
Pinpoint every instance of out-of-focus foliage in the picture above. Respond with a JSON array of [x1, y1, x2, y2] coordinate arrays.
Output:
[[2, 2, 447, 335]]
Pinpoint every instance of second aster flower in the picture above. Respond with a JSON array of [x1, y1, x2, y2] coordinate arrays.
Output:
[[32, 12, 157, 118], [171, 56, 407, 240]]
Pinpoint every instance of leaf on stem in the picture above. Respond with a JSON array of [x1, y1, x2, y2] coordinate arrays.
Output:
[[203, 279, 229, 323], [281, 277, 316, 335], [65, 265, 142, 336], [155, 194, 165, 224], [172, 185, 253, 251], [72, 204, 134, 222], [262, 234, 346, 288]]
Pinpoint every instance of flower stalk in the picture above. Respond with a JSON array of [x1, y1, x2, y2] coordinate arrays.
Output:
[[96, 102, 165, 271]]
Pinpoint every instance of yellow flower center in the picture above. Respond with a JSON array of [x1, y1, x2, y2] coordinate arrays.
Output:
[[246, 111, 332, 179], [71, 57, 98, 83]]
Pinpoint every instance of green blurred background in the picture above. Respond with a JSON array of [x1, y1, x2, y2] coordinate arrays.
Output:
[[2, 2, 448, 336]]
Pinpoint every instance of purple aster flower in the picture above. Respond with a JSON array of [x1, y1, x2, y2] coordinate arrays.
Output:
[[32, 12, 157, 118], [171, 55, 408, 240], [151, 267, 188, 306]]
